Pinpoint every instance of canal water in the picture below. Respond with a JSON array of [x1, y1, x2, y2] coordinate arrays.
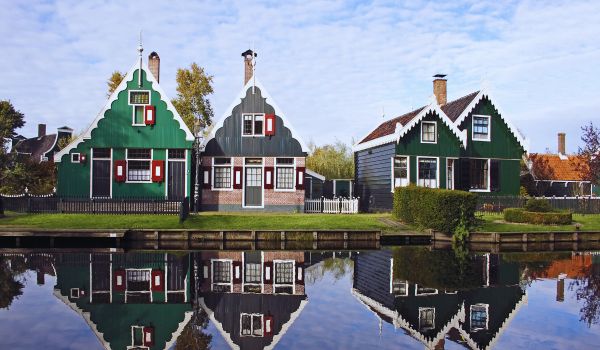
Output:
[[0, 247, 598, 349]]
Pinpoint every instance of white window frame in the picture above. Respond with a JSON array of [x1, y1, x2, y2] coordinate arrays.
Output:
[[446, 157, 457, 190], [470, 303, 489, 332], [212, 157, 233, 191], [125, 149, 153, 184], [416, 156, 439, 188], [472, 114, 491, 142], [418, 307, 436, 331], [211, 259, 233, 292], [273, 259, 295, 294], [124, 268, 153, 304], [71, 153, 81, 163], [240, 313, 264, 337], [274, 157, 296, 192], [70, 288, 80, 299], [391, 155, 410, 192], [128, 90, 151, 127], [415, 284, 438, 296], [128, 325, 149, 349], [241, 113, 265, 137], [469, 158, 491, 193], [420, 121, 437, 144]]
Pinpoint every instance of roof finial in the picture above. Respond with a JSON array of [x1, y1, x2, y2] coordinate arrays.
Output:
[[138, 31, 143, 87]]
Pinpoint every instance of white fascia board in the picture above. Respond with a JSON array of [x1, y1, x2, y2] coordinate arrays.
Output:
[[202, 76, 309, 153], [397, 103, 467, 148], [353, 132, 398, 152], [54, 60, 194, 162], [305, 169, 326, 181], [453, 89, 529, 153]]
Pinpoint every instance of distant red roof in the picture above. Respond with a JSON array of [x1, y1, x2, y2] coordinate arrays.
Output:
[[529, 153, 588, 181], [358, 91, 479, 144]]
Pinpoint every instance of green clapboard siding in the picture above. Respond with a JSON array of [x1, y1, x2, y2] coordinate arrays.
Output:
[[56, 69, 193, 197]]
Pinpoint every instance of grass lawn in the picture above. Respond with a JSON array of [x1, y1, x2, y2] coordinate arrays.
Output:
[[476, 213, 600, 232], [0, 211, 394, 231]]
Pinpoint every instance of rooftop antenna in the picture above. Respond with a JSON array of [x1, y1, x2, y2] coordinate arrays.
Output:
[[137, 31, 143, 87]]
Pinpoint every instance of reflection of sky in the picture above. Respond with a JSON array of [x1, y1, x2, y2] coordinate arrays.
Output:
[[0, 271, 102, 350]]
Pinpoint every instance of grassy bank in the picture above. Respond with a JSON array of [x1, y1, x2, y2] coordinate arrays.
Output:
[[476, 213, 600, 232], [0, 212, 393, 231]]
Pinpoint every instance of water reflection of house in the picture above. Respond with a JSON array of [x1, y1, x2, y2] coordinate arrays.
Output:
[[351, 250, 527, 350], [195, 251, 308, 350], [51, 252, 193, 350]]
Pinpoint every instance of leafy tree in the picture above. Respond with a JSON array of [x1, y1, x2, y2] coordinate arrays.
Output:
[[528, 154, 555, 196], [0, 257, 24, 310], [577, 122, 600, 186], [57, 132, 78, 150], [0, 101, 25, 164], [107, 71, 125, 97], [0, 160, 55, 194], [172, 63, 214, 132], [306, 141, 354, 179], [569, 262, 600, 327], [175, 308, 212, 350]]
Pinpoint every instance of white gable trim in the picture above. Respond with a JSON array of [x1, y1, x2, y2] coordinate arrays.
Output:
[[353, 122, 402, 152], [54, 60, 194, 162], [453, 90, 529, 152], [305, 169, 326, 181], [202, 76, 309, 152], [397, 103, 467, 148]]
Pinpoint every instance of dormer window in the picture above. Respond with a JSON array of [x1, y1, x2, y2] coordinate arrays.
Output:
[[473, 115, 491, 141], [242, 114, 264, 136], [129, 91, 151, 126], [421, 121, 437, 143]]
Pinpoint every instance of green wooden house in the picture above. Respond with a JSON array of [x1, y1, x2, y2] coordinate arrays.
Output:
[[354, 76, 528, 211], [54, 48, 194, 199]]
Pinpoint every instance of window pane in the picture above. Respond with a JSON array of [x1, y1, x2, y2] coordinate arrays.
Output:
[[127, 149, 151, 159], [214, 157, 231, 165], [471, 305, 488, 330], [276, 167, 294, 189], [422, 122, 436, 142], [245, 263, 262, 283], [473, 116, 490, 139], [243, 115, 253, 135], [214, 167, 232, 188], [93, 148, 111, 159], [127, 160, 151, 181], [254, 115, 263, 135], [245, 158, 263, 165], [168, 149, 185, 159], [470, 159, 489, 190], [134, 106, 145, 124], [418, 158, 437, 188], [241, 314, 251, 335], [130, 91, 150, 104], [253, 315, 263, 336], [275, 262, 294, 284], [276, 158, 294, 165], [213, 261, 231, 283]]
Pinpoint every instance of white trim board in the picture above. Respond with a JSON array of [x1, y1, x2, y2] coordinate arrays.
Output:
[[202, 76, 309, 152], [305, 168, 325, 181], [54, 59, 194, 162]]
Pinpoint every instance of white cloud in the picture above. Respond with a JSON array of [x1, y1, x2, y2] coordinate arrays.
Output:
[[0, 0, 598, 152]]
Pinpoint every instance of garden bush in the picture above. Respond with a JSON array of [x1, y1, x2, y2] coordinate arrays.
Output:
[[393, 185, 477, 233], [504, 208, 572, 225], [524, 198, 552, 212]]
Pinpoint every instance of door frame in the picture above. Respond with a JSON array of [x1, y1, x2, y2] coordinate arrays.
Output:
[[242, 157, 264, 209], [165, 149, 188, 199], [446, 157, 457, 190], [90, 148, 112, 199]]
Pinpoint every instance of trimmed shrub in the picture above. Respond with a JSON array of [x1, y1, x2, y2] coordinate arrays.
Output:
[[393, 185, 477, 233], [524, 198, 552, 212], [504, 208, 572, 225]]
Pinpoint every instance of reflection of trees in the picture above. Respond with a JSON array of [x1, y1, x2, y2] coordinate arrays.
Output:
[[569, 263, 600, 327], [0, 257, 25, 309], [175, 307, 212, 350], [305, 257, 354, 285]]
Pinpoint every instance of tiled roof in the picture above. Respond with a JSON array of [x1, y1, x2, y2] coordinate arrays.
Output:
[[358, 91, 479, 144], [12, 134, 57, 163], [529, 153, 588, 181]]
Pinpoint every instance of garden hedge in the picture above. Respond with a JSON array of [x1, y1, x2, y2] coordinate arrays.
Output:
[[504, 208, 572, 225], [393, 185, 477, 233]]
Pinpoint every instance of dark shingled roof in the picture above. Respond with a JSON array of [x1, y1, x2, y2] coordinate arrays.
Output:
[[12, 134, 57, 163], [358, 91, 480, 144]]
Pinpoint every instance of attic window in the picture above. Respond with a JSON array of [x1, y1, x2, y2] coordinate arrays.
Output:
[[241, 313, 264, 337], [421, 121, 437, 143], [242, 114, 264, 136], [470, 304, 489, 332], [129, 91, 151, 126], [473, 115, 491, 141]]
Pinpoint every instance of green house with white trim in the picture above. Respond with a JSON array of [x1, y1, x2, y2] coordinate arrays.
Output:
[[354, 76, 528, 212], [54, 48, 194, 199]]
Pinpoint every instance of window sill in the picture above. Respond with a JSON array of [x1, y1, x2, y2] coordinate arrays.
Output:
[[421, 140, 437, 144], [242, 134, 265, 138], [131, 124, 147, 127], [473, 138, 491, 142], [274, 188, 296, 192], [125, 180, 153, 184], [211, 187, 233, 191], [469, 188, 491, 193]]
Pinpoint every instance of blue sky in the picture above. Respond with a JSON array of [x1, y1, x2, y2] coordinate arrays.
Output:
[[1, 0, 599, 152]]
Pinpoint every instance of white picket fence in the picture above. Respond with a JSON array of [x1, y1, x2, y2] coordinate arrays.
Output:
[[305, 197, 360, 214]]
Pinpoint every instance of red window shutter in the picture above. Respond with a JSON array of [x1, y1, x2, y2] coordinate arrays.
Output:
[[113, 269, 126, 292], [151, 160, 164, 182], [296, 265, 304, 285], [143, 327, 155, 346], [264, 315, 274, 337], [264, 262, 273, 284], [114, 160, 127, 182], [151, 269, 164, 291], [233, 166, 243, 190], [145, 105, 156, 125], [264, 166, 274, 189], [265, 114, 276, 136], [296, 167, 305, 190], [233, 261, 242, 284], [202, 166, 211, 189]]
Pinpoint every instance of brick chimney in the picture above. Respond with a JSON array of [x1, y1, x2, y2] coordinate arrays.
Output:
[[148, 52, 160, 83], [242, 49, 256, 85], [38, 124, 46, 138], [558, 133, 566, 155], [433, 74, 447, 105]]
